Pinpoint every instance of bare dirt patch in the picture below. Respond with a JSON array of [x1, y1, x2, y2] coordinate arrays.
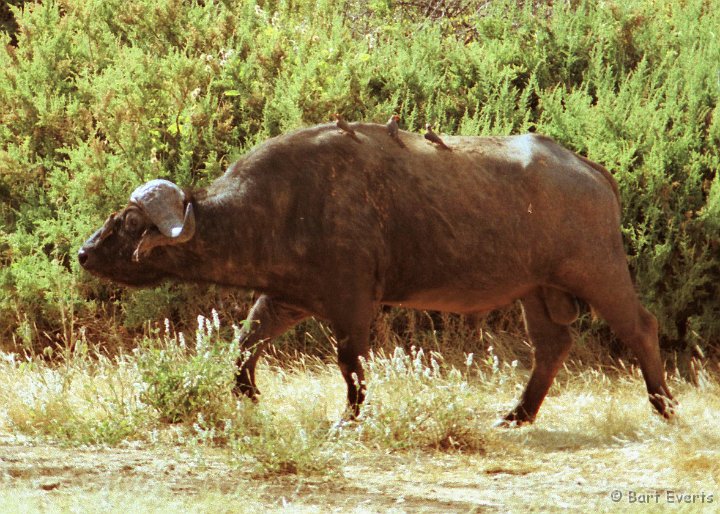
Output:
[[1, 437, 713, 513]]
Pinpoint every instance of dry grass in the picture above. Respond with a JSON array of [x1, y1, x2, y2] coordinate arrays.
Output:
[[0, 329, 718, 512]]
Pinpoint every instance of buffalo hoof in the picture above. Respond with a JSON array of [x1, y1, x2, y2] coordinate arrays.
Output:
[[651, 393, 678, 421], [330, 418, 358, 434], [494, 409, 535, 428], [342, 404, 363, 422], [233, 383, 260, 403]]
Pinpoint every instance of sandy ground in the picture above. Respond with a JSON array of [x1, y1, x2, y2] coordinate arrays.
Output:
[[1, 438, 713, 513]]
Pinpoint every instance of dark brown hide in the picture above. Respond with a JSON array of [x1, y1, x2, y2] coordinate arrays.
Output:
[[78, 123, 675, 423]]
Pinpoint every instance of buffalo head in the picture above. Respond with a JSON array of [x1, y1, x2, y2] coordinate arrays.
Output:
[[78, 179, 196, 286]]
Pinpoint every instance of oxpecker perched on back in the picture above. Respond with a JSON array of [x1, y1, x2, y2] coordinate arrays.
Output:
[[333, 113, 361, 143], [387, 114, 405, 148], [424, 123, 450, 150]]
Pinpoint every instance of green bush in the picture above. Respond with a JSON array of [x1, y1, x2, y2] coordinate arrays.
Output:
[[0, 1, 24, 45], [135, 313, 340, 475], [0, 0, 717, 352], [135, 312, 240, 424]]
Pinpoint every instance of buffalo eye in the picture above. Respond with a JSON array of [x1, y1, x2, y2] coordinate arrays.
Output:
[[123, 210, 145, 235], [98, 213, 119, 241]]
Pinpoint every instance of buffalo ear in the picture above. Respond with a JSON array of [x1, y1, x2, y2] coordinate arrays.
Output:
[[132, 202, 195, 262]]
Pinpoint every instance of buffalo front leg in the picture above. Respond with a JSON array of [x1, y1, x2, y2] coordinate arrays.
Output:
[[503, 289, 573, 425], [331, 305, 375, 418], [235, 295, 307, 400]]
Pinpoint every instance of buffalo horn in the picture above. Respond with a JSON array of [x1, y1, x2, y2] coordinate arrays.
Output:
[[130, 179, 196, 261]]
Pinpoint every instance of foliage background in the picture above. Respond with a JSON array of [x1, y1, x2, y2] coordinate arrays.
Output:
[[0, 0, 718, 354]]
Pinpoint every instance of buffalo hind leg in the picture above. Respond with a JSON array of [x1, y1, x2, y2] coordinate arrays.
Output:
[[596, 300, 675, 418], [234, 295, 307, 400], [503, 289, 574, 425], [573, 254, 675, 419]]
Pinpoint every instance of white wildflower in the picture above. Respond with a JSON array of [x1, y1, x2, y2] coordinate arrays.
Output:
[[211, 309, 220, 332]]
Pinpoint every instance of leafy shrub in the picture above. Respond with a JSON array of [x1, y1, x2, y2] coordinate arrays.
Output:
[[227, 402, 341, 477], [0, 0, 717, 354], [0, 1, 24, 45], [134, 313, 342, 475], [135, 312, 240, 424]]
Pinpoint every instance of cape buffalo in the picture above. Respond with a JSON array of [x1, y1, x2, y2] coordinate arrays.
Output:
[[78, 122, 675, 424]]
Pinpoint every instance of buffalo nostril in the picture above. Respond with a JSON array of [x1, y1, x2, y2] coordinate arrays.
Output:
[[78, 248, 88, 266]]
